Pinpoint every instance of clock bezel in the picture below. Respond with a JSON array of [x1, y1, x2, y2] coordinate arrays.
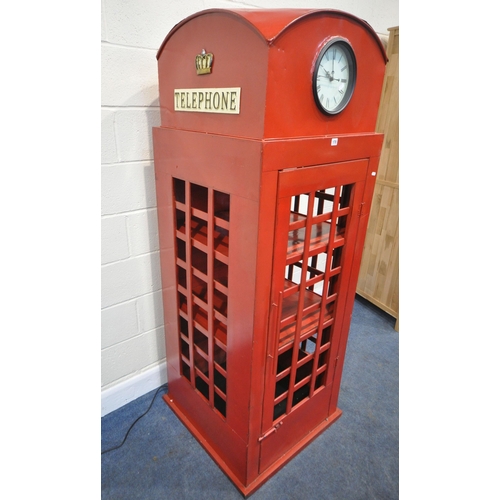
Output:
[[312, 38, 357, 116]]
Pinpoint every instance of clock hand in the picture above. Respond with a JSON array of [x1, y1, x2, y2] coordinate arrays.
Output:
[[320, 65, 334, 81], [331, 60, 340, 83]]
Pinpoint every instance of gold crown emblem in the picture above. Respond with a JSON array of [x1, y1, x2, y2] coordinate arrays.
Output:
[[195, 49, 213, 75]]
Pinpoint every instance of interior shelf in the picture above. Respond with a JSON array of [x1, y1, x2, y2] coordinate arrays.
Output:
[[287, 221, 344, 264], [279, 280, 337, 348], [175, 220, 229, 260], [281, 283, 322, 322], [278, 282, 335, 347]]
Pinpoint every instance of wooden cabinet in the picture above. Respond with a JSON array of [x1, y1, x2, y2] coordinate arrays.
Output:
[[357, 27, 399, 330]]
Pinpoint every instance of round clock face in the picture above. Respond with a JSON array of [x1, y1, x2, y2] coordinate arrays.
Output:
[[313, 39, 357, 115]]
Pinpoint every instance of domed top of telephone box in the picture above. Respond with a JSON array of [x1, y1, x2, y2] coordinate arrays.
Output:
[[157, 9, 387, 140]]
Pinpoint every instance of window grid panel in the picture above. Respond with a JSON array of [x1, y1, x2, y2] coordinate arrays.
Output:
[[308, 185, 342, 396], [173, 178, 230, 420], [185, 181, 196, 387], [206, 188, 215, 408], [273, 183, 355, 421], [285, 192, 316, 415]]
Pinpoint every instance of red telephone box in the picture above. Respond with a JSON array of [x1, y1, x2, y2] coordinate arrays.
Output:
[[153, 8, 387, 496]]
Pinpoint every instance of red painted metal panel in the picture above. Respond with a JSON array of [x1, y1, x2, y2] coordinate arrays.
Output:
[[328, 155, 382, 414], [157, 9, 386, 63], [262, 134, 384, 171], [225, 194, 260, 441], [157, 12, 268, 138], [153, 127, 263, 449], [153, 8, 387, 496], [156, 9, 386, 140], [164, 377, 249, 485], [264, 16, 386, 138], [153, 128, 262, 201], [277, 159, 368, 197], [258, 160, 368, 470], [245, 170, 279, 483], [259, 385, 331, 473]]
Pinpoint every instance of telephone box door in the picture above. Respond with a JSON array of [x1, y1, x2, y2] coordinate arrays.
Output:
[[259, 159, 369, 472]]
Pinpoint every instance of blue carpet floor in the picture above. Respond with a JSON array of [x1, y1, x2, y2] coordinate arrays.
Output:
[[101, 296, 398, 499]]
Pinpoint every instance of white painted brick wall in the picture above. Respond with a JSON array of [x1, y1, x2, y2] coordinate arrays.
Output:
[[127, 209, 159, 256], [114, 109, 160, 162], [136, 291, 165, 333], [103, 0, 206, 49], [101, 163, 157, 215], [101, 216, 129, 265], [101, 327, 166, 386], [101, 300, 139, 349], [101, 0, 398, 412], [101, 109, 118, 164], [101, 253, 162, 309], [101, 45, 159, 107]]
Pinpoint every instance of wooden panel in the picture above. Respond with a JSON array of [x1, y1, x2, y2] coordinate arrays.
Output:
[[357, 27, 399, 329], [357, 183, 399, 315], [376, 27, 399, 185]]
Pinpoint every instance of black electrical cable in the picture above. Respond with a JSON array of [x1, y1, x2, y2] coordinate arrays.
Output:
[[101, 383, 168, 455]]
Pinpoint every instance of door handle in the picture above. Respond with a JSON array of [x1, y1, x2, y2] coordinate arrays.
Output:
[[267, 291, 283, 359]]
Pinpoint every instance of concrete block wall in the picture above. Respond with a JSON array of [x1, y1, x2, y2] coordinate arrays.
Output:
[[101, 0, 398, 416]]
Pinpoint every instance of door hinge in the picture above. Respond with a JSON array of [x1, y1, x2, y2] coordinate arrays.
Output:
[[258, 421, 283, 442], [332, 356, 340, 374], [358, 202, 366, 217]]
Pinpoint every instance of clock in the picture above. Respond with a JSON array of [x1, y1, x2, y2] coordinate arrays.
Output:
[[313, 38, 357, 115]]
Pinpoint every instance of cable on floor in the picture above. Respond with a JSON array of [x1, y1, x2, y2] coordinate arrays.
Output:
[[101, 384, 168, 455]]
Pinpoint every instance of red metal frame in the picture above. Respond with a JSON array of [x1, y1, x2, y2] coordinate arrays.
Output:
[[153, 9, 386, 496]]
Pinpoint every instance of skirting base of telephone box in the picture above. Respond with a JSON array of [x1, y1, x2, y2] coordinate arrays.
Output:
[[163, 394, 343, 497]]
